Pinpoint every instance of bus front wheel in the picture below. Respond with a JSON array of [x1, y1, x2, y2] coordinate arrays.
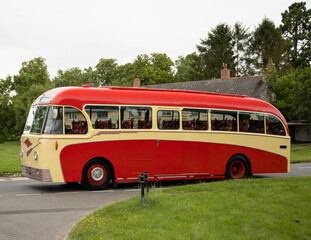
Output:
[[82, 159, 112, 190], [225, 155, 250, 179]]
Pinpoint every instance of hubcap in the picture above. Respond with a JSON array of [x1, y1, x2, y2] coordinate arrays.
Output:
[[230, 161, 245, 179], [91, 167, 105, 181]]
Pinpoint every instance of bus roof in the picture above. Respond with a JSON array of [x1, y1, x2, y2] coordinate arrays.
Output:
[[36, 86, 288, 126]]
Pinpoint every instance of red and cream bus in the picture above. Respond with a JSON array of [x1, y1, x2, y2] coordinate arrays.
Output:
[[20, 86, 290, 189]]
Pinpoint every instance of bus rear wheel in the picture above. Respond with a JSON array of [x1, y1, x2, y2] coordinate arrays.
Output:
[[82, 159, 112, 190], [225, 156, 250, 179]]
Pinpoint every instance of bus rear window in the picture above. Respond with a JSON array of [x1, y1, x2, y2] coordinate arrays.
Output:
[[266, 114, 286, 136]]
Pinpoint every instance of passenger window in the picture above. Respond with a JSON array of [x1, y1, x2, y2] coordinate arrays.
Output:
[[121, 107, 152, 129], [64, 107, 88, 134], [43, 106, 63, 134], [182, 109, 208, 130], [266, 114, 286, 136], [157, 110, 180, 130], [239, 112, 265, 134], [85, 106, 119, 129], [211, 110, 237, 131]]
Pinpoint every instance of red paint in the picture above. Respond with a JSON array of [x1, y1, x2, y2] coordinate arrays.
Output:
[[37, 87, 289, 135], [60, 140, 288, 183], [230, 161, 245, 178]]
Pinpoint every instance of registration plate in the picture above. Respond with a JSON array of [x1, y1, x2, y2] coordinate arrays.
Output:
[[26, 166, 32, 175]]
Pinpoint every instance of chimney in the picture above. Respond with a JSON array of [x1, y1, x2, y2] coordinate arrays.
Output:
[[133, 75, 141, 87], [221, 64, 230, 79], [85, 81, 95, 87]]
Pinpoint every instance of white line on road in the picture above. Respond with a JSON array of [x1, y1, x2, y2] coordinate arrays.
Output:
[[0, 179, 7, 182], [16, 193, 43, 197], [11, 177, 30, 181], [56, 192, 79, 195], [125, 189, 140, 192], [91, 190, 115, 193], [299, 167, 311, 169]]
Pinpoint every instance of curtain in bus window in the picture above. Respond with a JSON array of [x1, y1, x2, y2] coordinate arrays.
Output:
[[211, 110, 237, 131], [239, 112, 265, 134], [121, 107, 152, 129], [266, 114, 286, 136], [157, 110, 180, 130], [43, 106, 63, 134], [85, 106, 119, 129], [64, 107, 88, 134], [182, 109, 208, 130]]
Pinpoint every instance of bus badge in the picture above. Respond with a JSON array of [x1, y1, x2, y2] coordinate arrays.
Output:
[[24, 138, 32, 148]]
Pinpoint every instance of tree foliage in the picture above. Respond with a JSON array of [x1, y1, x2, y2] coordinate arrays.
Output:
[[175, 52, 204, 82], [280, 1, 311, 68], [247, 18, 291, 75], [197, 23, 236, 79]]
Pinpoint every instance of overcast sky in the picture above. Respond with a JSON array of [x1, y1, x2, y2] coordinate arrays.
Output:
[[0, 0, 309, 80]]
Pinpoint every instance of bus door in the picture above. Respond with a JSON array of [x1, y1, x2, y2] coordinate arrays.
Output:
[[155, 109, 183, 175]]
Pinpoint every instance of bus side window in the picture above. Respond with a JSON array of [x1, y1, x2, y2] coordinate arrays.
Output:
[[157, 110, 180, 130], [85, 106, 119, 129], [211, 110, 237, 131], [266, 114, 286, 136], [182, 109, 208, 130], [64, 107, 88, 134], [121, 107, 152, 129], [239, 112, 265, 134]]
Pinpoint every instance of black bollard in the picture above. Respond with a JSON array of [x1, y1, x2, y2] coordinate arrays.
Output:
[[144, 171, 149, 193], [138, 174, 145, 205]]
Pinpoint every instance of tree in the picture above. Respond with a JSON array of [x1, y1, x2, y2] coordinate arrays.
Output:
[[174, 52, 204, 82], [53, 67, 85, 87], [197, 23, 236, 79], [295, 67, 311, 122], [280, 1, 311, 68], [247, 18, 290, 75], [95, 58, 119, 86], [11, 57, 51, 135], [0, 78, 16, 143], [13, 57, 51, 95], [132, 53, 175, 85], [233, 22, 251, 76]]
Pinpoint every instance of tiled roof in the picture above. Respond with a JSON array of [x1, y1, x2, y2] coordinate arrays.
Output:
[[145, 75, 268, 101]]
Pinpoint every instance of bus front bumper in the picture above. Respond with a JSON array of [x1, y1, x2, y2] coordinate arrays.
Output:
[[22, 165, 53, 182]]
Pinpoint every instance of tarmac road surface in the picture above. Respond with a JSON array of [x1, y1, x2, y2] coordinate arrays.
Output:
[[0, 162, 310, 240]]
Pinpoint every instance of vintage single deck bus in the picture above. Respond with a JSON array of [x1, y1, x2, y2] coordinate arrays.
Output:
[[20, 86, 290, 189]]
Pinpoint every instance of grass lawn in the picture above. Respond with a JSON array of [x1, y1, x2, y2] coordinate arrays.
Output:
[[291, 143, 311, 163], [0, 141, 21, 176], [69, 177, 311, 240]]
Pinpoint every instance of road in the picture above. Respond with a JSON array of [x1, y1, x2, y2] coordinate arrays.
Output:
[[0, 162, 310, 240]]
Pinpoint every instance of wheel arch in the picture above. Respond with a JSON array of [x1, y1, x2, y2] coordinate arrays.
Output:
[[227, 153, 252, 176]]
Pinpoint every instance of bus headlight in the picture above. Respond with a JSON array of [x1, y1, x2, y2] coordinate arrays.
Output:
[[34, 151, 38, 161], [20, 149, 23, 157]]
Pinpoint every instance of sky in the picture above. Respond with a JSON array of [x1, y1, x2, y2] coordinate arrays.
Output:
[[0, 0, 309, 80]]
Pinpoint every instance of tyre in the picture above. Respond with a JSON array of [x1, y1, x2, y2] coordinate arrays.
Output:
[[81, 159, 112, 190], [225, 155, 250, 179]]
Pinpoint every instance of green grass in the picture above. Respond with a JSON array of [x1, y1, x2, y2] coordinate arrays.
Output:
[[0, 141, 21, 176], [70, 177, 311, 240], [291, 143, 311, 163]]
